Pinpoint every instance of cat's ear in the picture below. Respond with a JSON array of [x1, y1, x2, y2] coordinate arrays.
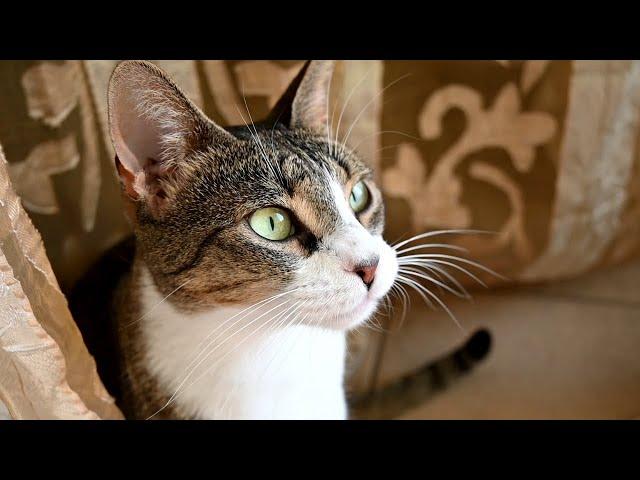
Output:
[[267, 60, 335, 135], [108, 60, 234, 215]]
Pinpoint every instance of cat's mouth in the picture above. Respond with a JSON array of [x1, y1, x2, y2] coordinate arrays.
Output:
[[333, 276, 397, 330]]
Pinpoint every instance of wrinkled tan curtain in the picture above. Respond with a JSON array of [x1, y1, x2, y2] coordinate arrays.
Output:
[[0, 146, 122, 419], [1, 60, 639, 419]]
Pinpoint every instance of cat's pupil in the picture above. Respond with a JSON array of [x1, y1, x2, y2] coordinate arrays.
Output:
[[269, 216, 275, 231]]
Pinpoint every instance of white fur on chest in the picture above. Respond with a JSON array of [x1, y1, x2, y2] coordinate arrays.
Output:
[[138, 269, 348, 419]]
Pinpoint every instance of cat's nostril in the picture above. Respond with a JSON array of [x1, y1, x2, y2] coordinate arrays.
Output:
[[353, 257, 379, 289]]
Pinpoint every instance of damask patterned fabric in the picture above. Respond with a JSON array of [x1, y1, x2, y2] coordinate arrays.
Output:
[[0, 60, 639, 419]]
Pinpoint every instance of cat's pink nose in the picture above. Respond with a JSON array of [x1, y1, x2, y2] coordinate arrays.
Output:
[[353, 258, 379, 289]]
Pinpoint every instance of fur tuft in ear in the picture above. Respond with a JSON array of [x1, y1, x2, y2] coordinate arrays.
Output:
[[108, 60, 233, 215], [267, 60, 335, 135]]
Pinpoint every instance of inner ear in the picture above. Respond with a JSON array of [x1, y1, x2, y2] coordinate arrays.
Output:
[[111, 85, 167, 173], [109, 61, 209, 175], [108, 61, 234, 213]]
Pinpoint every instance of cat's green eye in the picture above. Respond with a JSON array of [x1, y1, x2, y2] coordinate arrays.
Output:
[[249, 207, 295, 241], [349, 181, 370, 213]]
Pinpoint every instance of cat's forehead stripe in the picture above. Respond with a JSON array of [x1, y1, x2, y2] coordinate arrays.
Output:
[[288, 171, 341, 238], [329, 178, 357, 228]]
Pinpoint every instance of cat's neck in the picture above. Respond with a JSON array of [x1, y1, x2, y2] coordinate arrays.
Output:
[[135, 266, 348, 419]]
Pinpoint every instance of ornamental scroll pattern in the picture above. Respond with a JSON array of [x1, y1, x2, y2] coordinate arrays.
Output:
[[382, 61, 557, 269]]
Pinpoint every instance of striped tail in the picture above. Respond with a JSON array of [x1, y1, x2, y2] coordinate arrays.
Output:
[[348, 328, 492, 419]]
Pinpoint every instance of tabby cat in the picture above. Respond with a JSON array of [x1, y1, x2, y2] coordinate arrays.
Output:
[[70, 60, 491, 420]]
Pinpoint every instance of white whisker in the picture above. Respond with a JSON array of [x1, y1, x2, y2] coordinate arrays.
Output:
[[399, 253, 507, 281], [177, 299, 303, 401], [332, 66, 374, 157], [187, 288, 300, 371], [338, 73, 411, 157], [398, 266, 469, 299], [124, 278, 193, 328], [349, 129, 422, 154], [392, 229, 495, 251], [148, 299, 298, 419], [394, 282, 411, 323], [255, 300, 310, 378], [235, 91, 283, 184], [158, 299, 294, 414], [397, 275, 465, 332], [395, 243, 469, 256], [399, 258, 488, 288], [396, 275, 436, 309], [413, 261, 471, 298], [260, 300, 318, 378]]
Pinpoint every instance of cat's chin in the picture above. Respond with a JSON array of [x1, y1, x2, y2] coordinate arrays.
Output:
[[320, 297, 381, 331]]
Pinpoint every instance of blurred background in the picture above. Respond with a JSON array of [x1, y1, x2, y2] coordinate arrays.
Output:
[[0, 60, 639, 419]]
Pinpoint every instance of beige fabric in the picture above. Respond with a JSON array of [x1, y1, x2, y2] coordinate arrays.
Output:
[[0, 146, 122, 419], [0, 60, 639, 418], [522, 61, 640, 280]]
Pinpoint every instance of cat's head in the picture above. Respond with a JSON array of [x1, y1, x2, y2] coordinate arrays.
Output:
[[108, 60, 398, 330]]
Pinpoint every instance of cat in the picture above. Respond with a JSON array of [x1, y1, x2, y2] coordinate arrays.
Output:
[[69, 60, 491, 420]]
